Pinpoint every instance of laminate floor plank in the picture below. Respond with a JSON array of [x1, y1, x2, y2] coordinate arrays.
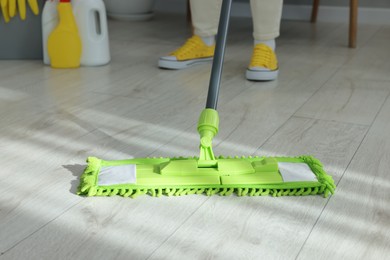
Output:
[[297, 96, 390, 260], [294, 78, 390, 125]]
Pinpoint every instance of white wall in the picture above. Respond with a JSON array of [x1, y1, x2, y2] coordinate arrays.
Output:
[[155, 0, 390, 25], [281, 0, 390, 8]]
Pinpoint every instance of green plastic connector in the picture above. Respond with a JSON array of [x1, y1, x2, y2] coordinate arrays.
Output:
[[197, 109, 219, 168]]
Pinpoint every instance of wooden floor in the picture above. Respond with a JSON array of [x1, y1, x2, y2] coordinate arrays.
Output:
[[1, 13, 390, 259]]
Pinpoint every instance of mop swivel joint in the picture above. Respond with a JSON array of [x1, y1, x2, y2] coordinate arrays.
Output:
[[197, 109, 219, 168]]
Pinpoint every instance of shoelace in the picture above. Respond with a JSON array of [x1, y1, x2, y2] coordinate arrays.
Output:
[[170, 36, 203, 56], [250, 45, 273, 68]]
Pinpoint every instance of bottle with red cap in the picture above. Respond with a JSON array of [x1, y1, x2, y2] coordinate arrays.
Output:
[[47, 0, 82, 68]]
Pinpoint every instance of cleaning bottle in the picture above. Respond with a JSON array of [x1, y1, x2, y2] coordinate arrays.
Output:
[[72, 0, 110, 66], [48, 0, 82, 68], [42, 0, 59, 65]]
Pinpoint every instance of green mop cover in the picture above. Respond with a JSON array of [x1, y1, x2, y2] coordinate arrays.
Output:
[[78, 109, 335, 198], [78, 155, 335, 198]]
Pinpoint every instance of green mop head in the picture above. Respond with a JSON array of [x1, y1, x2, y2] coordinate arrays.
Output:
[[78, 109, 335, 198]]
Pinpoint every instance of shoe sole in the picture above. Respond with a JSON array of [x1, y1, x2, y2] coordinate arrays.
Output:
[[246, 68, 279, 81], [158, 57, 213, 70]]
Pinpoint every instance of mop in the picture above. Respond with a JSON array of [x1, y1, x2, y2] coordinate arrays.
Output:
[[78, 0, 335, 198]]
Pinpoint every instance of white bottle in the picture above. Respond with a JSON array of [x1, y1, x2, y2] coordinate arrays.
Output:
[[42, 0, 59, 65], [72, 0, 111, 66]]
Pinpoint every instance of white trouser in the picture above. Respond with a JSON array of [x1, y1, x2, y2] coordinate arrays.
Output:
[[190, 0, 283, 41]]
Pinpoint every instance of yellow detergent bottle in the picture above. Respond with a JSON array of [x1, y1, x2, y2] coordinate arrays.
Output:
[[48, 0, 82, 68]]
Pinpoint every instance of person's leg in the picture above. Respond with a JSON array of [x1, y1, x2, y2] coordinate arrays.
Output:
[[251, 0, 283, 44], [158, 0, 221, 70], [247, 0, 283, 81], [191, 0, 221, 41]]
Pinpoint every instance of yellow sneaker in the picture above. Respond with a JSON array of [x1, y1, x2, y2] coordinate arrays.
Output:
[[158, 35, 215, 69], [246, 43, 279, 81]]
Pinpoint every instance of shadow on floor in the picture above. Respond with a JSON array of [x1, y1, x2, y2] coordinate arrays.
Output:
[[63, 164, 85, 194]]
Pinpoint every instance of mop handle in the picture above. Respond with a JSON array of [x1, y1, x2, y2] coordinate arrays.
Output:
[[205, 0, 233, 110]]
